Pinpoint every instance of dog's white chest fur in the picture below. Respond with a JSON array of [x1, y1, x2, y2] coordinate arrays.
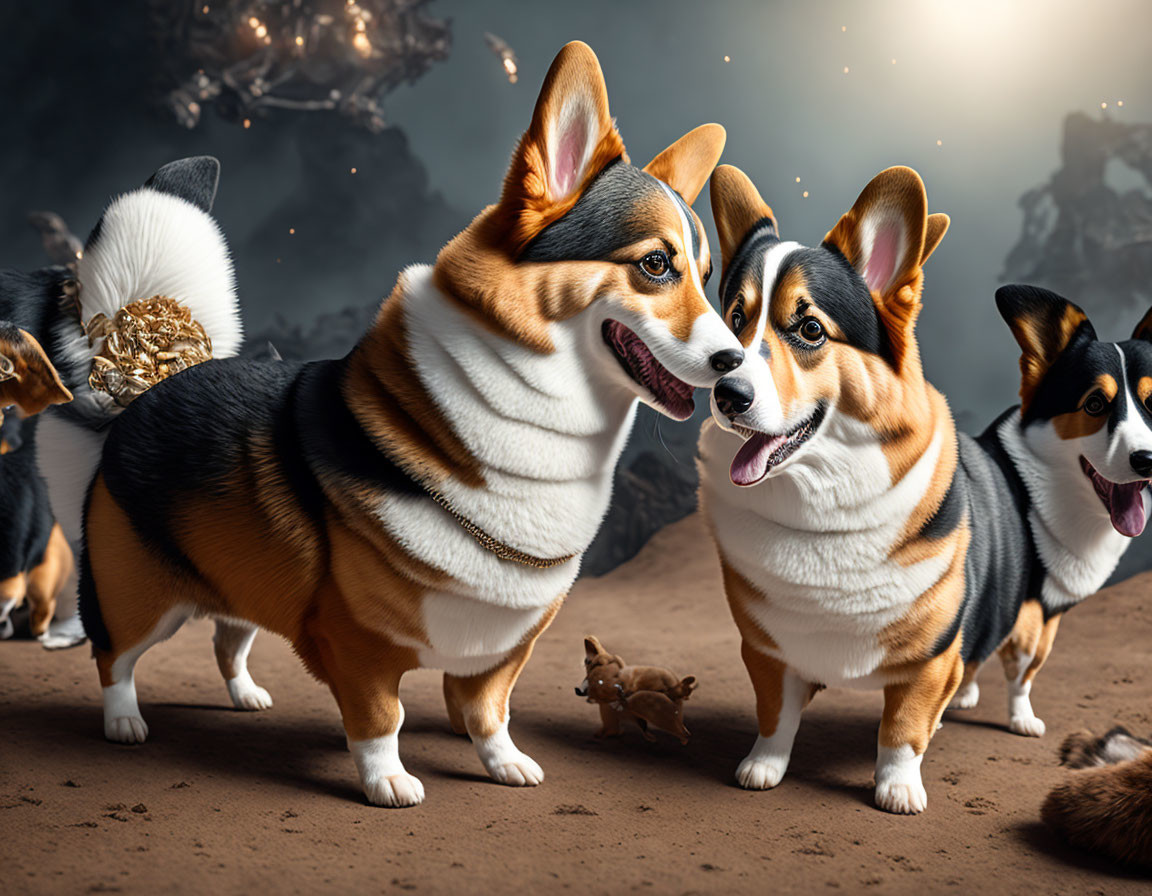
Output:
[[370, 267, 637, 667], [700, 414, 955, 687]]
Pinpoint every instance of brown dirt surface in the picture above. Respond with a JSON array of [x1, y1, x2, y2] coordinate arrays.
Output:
[[1, 513, 1150, 894]]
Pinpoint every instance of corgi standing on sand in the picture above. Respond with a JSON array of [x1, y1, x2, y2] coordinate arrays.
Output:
[[698, 164, 1152, 814], [75, 42, 745, 807]]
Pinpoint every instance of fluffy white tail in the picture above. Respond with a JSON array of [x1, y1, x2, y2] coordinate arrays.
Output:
[[37, 157, 243, 643]]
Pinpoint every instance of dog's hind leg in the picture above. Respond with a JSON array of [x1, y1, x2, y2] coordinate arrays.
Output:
[[25, 524, 72, 639], [998, 602, 1061, 737], [947, 661, 982, 711], [214, 619, 272, 711], [96, 604, 191, 744], [0, 574, 26, 640], [87, 474, 192, 744]]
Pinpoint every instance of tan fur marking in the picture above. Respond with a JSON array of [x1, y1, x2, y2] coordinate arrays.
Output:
[[879, 638, 964, 754], [1008, 303, 1090, 414], [642, 123, 726, 207], [24, 524, 72, 637], [998, 601, 1060, 687], [709, 165, 776, 271], [881, 522, 970, 670], [1052, 375, 1119, 440], [720, 558, 778, 653], [346, 286, 486, 488], [0, 328, 72, 416], [88, 475, 192, 686], [1136, 376, 1151, 407], [442, 598, 561, 739]]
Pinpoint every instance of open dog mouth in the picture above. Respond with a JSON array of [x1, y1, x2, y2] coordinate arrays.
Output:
[[1080, 457, 1149, 537], [729, 403, 827, 487], [602, 320, 695, 420]]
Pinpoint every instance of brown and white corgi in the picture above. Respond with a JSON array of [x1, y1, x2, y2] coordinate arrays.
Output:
[[698, 165, 1152, 814], [79, 42, 745, 807], [0, 325, 73, 640]]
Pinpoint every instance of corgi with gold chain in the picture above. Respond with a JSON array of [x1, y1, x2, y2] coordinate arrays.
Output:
[[79, 42, 745, 807]]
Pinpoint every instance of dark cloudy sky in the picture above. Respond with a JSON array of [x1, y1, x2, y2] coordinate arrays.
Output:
[[3, 0, 1152, 427]]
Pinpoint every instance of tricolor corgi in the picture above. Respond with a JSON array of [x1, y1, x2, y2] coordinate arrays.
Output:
[[698, 164, 1152, 814], [79, 42, 744, 807], [0, 325, 74, 640]]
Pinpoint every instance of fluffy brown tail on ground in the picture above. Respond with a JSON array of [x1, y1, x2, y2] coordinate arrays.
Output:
[[1042, 727, 1152, 867]]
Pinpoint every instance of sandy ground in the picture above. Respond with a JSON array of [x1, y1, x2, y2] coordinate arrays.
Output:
[[1, 513, 1150, 895]]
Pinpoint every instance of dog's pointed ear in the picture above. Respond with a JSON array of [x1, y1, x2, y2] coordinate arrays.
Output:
[[643, 124, 726, 205], [921, 213, 950, 264], [823, 166, 940, 372], [995, 284, 1096, 414], [709, 165, 778, 272], [498, 42, 627, 255], [680, 676, 697, 690], [1133, 306, 1152, 343], [0, 326, 72, 417], [144, 156, 220, 213], [584, 636, 604, 657]]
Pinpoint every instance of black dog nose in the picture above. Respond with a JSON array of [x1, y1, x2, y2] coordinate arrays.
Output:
[[714, 376, 754, 417], [710, 348, 745, 373], [1132, 450, 1152, 478]]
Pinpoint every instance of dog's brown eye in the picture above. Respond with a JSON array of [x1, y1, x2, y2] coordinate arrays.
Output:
[[639, 251, 671, 279], [799, 317, 825, 344], [1083, 391, 1109, 417]]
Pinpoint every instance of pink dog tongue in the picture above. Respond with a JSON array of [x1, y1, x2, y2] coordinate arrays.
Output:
[[730, 432, 786, 486], [1108, 482, 1148, 537]]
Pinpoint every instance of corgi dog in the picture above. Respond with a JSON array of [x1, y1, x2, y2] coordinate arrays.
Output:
[[0, 325, 74, 640], [79, 42, 744, 807], [698, 164, 1152, 814], [576, 635, 697, 743]]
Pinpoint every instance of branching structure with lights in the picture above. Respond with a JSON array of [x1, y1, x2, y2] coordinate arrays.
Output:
[[152, 0, 451, 132]]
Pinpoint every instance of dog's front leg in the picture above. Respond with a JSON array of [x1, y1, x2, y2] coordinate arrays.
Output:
[[443, 637, 545, 787], [736, 641, 814, 790], [876, 645, 964, 814], [596, 702, 624, 737]]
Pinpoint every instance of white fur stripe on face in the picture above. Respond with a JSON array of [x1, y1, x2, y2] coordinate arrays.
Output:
[[1115, 345, 1152, 472], [660, 183, 704, 295]]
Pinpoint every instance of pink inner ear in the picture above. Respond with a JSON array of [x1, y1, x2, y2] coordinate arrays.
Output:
[[553, 112, 590, 198], [864, 220, 901, 294]]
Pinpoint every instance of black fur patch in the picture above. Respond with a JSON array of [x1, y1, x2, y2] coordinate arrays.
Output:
[[522, 160, 690, 264], [143, 156, 220, 213], [719, 218, 778, 312], [799, 245, 890, 359]]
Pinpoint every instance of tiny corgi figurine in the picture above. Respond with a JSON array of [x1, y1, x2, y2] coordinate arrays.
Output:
[[576, 636, 697, 744], [1042, 727, 1152, 867], [699, 164, 1152, 814], [0, 324, 74, 641]]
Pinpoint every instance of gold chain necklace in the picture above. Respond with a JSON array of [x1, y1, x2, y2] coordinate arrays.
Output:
[[421, 483, 576, 570]]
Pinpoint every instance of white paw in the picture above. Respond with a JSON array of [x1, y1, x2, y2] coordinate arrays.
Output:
[[485, 752, 544, 787], [105, 715, 149, 744], [736, 753, 788, 790], [1009, 714, 1046, 737], [874, 778, 928, 815], [227, 675, 273, 711], [363, 772, 425, 808], [948, 681, 980, 710], [40, 615, 87, 650], [0, 616, 13, 640]]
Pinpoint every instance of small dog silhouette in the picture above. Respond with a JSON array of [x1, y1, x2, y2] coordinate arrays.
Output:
[[575, 635, 697, 744]]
